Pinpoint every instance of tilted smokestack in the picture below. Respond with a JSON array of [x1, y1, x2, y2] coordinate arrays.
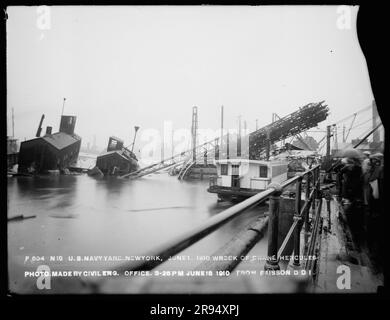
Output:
[[36, 114, 45, 137]]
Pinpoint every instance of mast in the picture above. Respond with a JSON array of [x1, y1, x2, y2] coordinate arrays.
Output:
[[12, 107, 15, 137], [61, 98, 66, 116], [60, 97, 66, 130], [131, 126, 140, 153], [220, 105, 224, 148], [237, 115, 242, 156], [326, 125, 331, 158], [191, 106, 198, 162], [342, 125, 346, 143]]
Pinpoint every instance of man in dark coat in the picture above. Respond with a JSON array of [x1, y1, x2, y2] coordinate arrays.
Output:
[[366, 153, 384, 270], [338, 157, 364, 248]]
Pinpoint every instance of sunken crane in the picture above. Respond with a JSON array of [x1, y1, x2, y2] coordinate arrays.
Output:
[[123, 101, 329, 180], [208, 101, 329, 201], [248, 101, 329, 160]]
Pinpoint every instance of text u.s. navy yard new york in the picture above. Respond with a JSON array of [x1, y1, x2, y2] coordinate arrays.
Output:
[[27, 254, 318, 263]]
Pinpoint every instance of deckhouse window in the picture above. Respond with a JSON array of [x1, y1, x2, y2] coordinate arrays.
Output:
[[221, 164, 228, 176], [259, 165, 268, 178], [232, 164, 239, 175]]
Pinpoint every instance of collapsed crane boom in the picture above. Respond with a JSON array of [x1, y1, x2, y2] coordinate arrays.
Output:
[[249, 101, 329, 159], [120, 101, 329, 179]]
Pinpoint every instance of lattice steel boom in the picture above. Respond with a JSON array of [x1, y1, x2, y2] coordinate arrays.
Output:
[[249, 101, 329, 159]]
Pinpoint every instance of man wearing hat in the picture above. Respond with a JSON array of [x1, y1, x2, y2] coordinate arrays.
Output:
[[369, 153, 384, 199], [362, 151, 372, 227], [366, 152, 384, 269], [337, 154, 365, 248], [362, 151, 371, 173]]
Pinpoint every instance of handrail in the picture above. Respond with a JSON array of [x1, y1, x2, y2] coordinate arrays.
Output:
[[114, 187, 275, 272], [114, 164, 321, 273], [264, 164, 322, 270], [304, 197, 323, 272], [276, 179, 318, 260]]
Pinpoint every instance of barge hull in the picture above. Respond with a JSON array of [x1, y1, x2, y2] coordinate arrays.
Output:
[[207, 186, 263, 201]]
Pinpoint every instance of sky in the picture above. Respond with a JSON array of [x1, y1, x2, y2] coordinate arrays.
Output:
[[6, 5, 378, 156]]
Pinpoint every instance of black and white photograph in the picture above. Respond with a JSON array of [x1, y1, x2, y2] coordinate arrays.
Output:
[[5, 5, 386, 300]]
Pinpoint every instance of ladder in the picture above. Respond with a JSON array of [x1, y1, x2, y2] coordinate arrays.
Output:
[[177, 159, 196, 180], [177, 149, 215, 180]]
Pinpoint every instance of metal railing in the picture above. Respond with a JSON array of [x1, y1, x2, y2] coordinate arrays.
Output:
[[113, 164, 322, 275], [264, 165, 322, 271]]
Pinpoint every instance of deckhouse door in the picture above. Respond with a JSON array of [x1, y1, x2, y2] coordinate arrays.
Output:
[[231, 164, 240, 188]]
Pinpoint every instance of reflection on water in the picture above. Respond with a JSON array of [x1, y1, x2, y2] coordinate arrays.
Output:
[[8, 173, 268, 291]]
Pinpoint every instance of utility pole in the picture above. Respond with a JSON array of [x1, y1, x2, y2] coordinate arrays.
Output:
[[220, 105, 224, 147], [342, 125, 346, 143], [237, 115, 242, 157], [326, 125, 331, 159], [12, 107, 15, 137], [333, 124, 338, 151], [325, 125, 332, 180], [227, 131, 230, 160], [266, 129, 271, 161], [191, 106, 198, 162]]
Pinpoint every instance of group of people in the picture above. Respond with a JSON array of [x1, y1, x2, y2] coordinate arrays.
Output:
[[334, 150, 384, 268]]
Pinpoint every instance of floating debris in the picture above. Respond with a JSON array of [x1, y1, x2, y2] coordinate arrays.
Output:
[[49, 213, 79, 219], [127, 206, 193, 213], [8, 214, 36, 222], [88, 166, 104, 177]]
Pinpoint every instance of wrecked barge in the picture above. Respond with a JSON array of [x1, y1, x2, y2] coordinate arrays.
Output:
[[17, 115, 81, 174], [92, 136, 139, 176]]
